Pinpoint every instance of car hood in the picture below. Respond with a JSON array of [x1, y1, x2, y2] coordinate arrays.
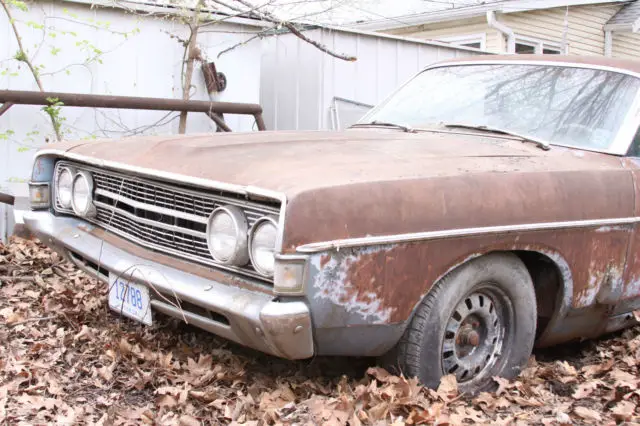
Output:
[[47, 129, 609, 197], [47, 129, 632, 253]]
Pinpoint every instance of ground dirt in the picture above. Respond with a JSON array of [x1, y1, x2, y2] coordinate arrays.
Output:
[[1, 237, 639, 425]]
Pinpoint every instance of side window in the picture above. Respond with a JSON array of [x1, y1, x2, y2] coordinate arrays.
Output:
[[627, 126, 640, 157]]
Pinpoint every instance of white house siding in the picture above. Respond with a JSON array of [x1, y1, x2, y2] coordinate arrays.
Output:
[[381, 4, 623, 55], [612, 32, 640, 58], [260, 27, 487, 131], [501, 4, 623, 55], [0, 0, 264, 240], [385, 17, 504, 53]]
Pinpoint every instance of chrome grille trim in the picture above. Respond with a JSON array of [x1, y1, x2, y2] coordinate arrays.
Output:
[[95, 188, 208, 224], [94, 200, 205, 238], [53, 160, 280, 282]]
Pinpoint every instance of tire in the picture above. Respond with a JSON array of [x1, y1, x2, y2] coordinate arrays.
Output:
[[383, 252, 537, 394]]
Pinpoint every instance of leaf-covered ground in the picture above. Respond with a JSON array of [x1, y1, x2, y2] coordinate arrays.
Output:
[[1, 237, 639, 425]]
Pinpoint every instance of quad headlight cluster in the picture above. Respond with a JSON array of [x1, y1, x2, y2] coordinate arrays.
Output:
[[206, 207, 278, 278], [55, 167, 97, 218]]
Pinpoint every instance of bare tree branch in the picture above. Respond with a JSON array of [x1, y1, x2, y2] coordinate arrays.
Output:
[[216, 32, 262, 57], [1, 0, 63, 141], [209, 0, 357, 61]]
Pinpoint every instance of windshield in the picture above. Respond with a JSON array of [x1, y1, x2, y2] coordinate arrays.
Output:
[[360, 64, 640, 151]]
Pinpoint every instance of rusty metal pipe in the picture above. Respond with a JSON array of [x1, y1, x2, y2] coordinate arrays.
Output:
[[0, 102, 13, 117], [254, 113, 266, 131], [0, 192, 15, 206], [0, 90, 263, 115], [206, 111, 232, 132]]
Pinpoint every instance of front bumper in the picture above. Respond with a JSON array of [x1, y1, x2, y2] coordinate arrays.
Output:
[[23, 211, 314, 359]]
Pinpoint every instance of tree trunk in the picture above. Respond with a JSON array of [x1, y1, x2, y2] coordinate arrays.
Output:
[[178, 0, 204, 134]]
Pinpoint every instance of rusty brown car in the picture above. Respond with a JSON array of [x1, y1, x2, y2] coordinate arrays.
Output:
[[23, 55, 640, 393]]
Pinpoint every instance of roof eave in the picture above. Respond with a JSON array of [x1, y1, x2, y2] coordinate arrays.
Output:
[[604, 16, 640, 33], [349, 0, 627, 32], [604, 22, 634, 31]]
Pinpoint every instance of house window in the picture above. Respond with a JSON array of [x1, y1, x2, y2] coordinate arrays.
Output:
[[515, 40, 536, 54], [515, 36, 563, 54], [438, 34, 486, 50]]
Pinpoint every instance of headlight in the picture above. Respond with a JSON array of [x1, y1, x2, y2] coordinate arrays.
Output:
[[71, 171, 96, 217], [56, 167, 73, 209], [206, 206, 249, 265], [249, 216, 278, 277]]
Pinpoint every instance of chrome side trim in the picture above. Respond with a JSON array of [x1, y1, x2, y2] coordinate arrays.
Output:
[[296, 217, 640, 253], [34, 149, 289, 252], [275, 253, 309, 261]]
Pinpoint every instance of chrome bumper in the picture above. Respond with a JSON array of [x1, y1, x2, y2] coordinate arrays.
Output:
[[23, 211, 314, 359]]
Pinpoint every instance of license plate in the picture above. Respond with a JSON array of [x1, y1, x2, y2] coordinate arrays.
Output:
[[108, 274, 152, 326]]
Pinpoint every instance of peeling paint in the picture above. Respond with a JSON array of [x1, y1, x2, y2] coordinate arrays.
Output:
[[576, 268, 600, 307], [595, 226, 628, 233], [305, 223, 635, 352], [310, 246, 396, 324], [623, 277, 640, 299]]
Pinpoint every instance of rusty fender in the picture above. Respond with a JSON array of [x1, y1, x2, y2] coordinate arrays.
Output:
[[306, 225, 634, 356]]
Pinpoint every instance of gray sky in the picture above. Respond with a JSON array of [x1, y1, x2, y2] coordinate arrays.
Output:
[[261, 0, 495, 24], [274, 0, 496, 24], [147, 0, 498, 25]]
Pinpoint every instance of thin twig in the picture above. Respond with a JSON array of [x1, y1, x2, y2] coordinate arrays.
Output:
[[221, 0, 357, 62], [217, 33, 262, 58], [9, 316, 56, 327], [0, 0, 63, 140], [0, 275, 36, 281]]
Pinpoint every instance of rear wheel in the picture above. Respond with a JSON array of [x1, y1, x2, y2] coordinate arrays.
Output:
[[384, 253, 536, 393]]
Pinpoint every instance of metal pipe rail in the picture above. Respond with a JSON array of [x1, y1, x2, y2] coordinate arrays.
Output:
[[0, 192, 14, 206], [0, 90, 266, 131]]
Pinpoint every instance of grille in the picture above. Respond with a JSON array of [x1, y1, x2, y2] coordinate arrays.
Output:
[[54, 161, 280, 282]]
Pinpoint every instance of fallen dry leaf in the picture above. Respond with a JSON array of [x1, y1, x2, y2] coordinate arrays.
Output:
[[1, 237, 640, 424], [573, 405, 602, 423], [437, 374, 458, 400]]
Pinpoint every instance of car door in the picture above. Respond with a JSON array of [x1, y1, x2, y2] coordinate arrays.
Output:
[[619, 138, 640, 315]]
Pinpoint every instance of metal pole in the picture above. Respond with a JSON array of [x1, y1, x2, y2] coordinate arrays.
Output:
[[254, 113, 266, 131], [0, 192, 15, 206], [0, 102, 13, 117], [206, 112, 232, 132], [0, 90, 263, 116]]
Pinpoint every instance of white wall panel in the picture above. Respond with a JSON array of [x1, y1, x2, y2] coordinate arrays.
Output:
[[261, 27, 488, 131], [0, 1, 263, 239]]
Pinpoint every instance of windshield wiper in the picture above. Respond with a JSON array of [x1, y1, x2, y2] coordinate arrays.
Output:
[[443, 123, 550, 151], [351, 120, 416, 133]]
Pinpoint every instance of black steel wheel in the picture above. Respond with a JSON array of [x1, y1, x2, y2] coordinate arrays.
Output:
[[441, 286, 511, 383], [383, 253, 536, 394]]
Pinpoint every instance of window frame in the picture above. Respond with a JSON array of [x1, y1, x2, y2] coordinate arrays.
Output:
[[438, 33, 487, 50], [515, 35, 565, 54]]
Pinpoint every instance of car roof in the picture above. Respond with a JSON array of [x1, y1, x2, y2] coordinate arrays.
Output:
[[437, 54, 640, 75]]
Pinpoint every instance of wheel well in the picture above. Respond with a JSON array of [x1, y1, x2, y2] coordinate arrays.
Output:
[[512, 250, 563, 339]]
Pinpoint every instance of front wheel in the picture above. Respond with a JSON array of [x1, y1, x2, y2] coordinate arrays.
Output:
[[383, 252, 537, 394]]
